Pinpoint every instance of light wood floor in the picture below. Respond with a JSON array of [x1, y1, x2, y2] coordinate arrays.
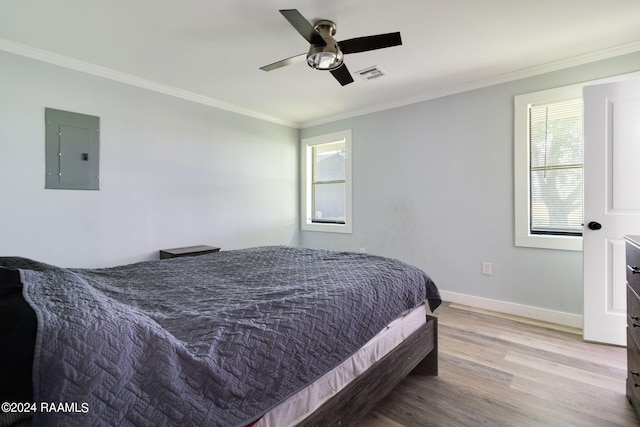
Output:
[[358, 302, 638, 426]]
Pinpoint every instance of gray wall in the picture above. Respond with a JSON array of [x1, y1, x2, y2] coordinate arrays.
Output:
[[0, 51, 300, 268], [301, 52, 640, 316], [3, 45, 640, 316]]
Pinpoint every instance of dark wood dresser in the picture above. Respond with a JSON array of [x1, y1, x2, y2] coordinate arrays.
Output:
[[625, 235, 640, 418]]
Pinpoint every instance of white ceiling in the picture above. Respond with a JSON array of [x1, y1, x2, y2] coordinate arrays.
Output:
[[2, 0, 640, 128]]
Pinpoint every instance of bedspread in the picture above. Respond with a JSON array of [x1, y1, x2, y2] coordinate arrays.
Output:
[[2, 246, 440, 426]]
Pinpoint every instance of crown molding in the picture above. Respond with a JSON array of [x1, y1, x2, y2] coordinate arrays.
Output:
[[0, 38, 299, 129], [3, 37, 640, 130], [301, 40, 640, 128]]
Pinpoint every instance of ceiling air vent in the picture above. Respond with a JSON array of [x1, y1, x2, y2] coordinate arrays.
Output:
[[356, 66, 388, 81]]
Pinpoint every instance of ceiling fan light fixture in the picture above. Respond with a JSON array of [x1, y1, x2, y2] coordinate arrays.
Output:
[[307, 46, 344, 70], [306, 19, 343, 70]]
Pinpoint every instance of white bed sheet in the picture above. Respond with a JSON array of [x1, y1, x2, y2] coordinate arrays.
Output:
[[255, 304, 428, 426]]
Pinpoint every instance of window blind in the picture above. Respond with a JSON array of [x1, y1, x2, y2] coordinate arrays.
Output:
[[529, 98, 583, 235], [311, 141, 346, 224]]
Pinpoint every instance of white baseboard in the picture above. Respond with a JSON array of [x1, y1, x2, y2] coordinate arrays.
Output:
[[439, 290, 583, 330]]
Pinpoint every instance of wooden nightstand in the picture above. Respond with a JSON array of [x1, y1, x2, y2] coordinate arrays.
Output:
[[159, 245, 220, 259]]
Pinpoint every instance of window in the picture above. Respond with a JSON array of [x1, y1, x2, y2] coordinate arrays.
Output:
[[514, 72, 640, 251], [514, 84, 584, 251], [529, 98, 583, 235], [301, 130, 352, 233]]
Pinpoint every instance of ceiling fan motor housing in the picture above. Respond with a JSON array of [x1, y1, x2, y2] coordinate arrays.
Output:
[[307, 20, 343, 70]]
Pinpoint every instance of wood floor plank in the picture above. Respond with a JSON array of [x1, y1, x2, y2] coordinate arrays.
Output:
[[357, 302, 638, 426], [446, 303, 583, 334], [498, 332, 626, 369], [504, 350, 624, 392], [508, 372, 635, 425]]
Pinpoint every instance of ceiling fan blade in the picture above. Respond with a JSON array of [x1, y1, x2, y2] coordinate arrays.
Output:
[[279, 9, 326, 46], [338, 32, 402, 54], [260, 53, 306, 72], [330, 63, 354, 86]]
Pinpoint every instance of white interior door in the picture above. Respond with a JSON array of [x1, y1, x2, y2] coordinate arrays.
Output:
[[583, 78, 640, 345]]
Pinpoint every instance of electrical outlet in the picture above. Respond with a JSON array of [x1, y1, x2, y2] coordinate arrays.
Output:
[[482, 262, 492, 276], [359, 247, 366, 253]]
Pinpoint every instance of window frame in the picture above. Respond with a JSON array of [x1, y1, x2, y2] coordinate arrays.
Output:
[[515, 73, 640, 251], [301, 130, 353, 233], [514, 84, 584, 251]]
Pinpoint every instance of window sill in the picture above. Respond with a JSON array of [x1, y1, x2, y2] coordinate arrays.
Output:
[[301, 221, 352, 234], [515, 234, 582, 251]]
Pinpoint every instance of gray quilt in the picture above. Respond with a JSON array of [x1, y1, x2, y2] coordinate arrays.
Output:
[[3, 246, 440, 427]]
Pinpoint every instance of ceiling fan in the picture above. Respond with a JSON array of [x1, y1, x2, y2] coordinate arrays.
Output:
[[260, 9, 402, 86]]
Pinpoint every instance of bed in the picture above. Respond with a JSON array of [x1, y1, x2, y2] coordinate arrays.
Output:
[[0, 246, 441, 427]]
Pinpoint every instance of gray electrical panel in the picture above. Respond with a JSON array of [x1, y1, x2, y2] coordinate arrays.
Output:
[[45, 108, 100, 190]]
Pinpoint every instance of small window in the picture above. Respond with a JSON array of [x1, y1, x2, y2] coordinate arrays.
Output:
[[311, 141, 346, 224], [528, 98, 583, 236], [301, 130, 352, 233], [514, 85, 583, 251]]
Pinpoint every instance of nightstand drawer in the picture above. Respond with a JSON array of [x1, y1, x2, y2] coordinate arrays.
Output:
[[627, 240, 640, 295]]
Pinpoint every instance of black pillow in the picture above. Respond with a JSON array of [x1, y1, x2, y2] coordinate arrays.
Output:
[[0, 267, 36, 403]]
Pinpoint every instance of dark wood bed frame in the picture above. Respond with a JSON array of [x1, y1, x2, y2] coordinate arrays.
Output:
[[13, 317, 436, 427], [298, 314, 438, 426]]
